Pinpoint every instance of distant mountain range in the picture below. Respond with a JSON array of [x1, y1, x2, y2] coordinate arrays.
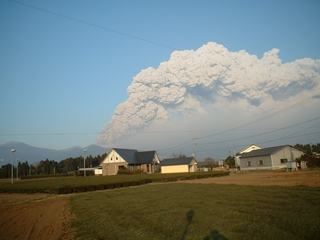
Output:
[[0, 142, 110, 166]]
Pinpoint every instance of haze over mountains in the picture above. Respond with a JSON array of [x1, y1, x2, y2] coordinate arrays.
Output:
[[0, 142, 110, 166]]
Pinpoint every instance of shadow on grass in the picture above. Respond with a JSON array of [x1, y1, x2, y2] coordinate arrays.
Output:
[[181, 210, 228, 240], [181, 210, 195, 240], [203, 230, 228, 240]]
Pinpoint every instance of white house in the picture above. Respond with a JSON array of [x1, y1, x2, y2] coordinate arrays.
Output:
[[238, 145, 304, 170], [160, 157, 198, 174]]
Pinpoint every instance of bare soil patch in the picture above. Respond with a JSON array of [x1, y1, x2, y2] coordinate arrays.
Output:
[[0, 194, 75, 240], [0, 170, 319, 240]]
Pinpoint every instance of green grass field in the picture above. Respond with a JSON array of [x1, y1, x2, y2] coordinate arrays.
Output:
[[69, 183, 320, 240]]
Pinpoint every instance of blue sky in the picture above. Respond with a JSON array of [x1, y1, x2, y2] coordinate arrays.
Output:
[[1, 0, 320, 161]]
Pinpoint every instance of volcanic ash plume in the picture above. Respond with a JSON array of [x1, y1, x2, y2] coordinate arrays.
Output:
[[96, 42, 320, 146]]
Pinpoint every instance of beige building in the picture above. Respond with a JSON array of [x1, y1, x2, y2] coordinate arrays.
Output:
[[161, 157, 198, 174], [100, 148, 160, 175], [239, 145, 304, 170], [235, 144, 262, 167]]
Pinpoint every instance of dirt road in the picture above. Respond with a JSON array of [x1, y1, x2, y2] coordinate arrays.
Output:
[[0, 170, 319, 240]]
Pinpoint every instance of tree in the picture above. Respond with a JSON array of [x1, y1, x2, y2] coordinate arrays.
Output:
[[171, 152, 187, 158], [203, 157, 218, 170], [225, 156, 235, 168], [297, 148, 320, 168]]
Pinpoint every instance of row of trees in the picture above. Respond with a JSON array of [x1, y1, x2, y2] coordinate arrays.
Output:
[[0, 153, 107, 179]]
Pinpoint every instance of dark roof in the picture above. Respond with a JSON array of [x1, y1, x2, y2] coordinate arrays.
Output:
[[161, 157, 196, 166], [135, 151, 157, 164], [113, 148, 157, 165], [113, 148, 137, 164], [239, 145, 290, 158]]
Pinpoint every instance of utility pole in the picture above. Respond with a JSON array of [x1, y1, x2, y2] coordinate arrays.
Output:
[[16, 158, 19, 181], [11, 149, 16, 184], [233, 145, 237, 168], [83, 149, 87, 177], [193, 138, 198, 160]]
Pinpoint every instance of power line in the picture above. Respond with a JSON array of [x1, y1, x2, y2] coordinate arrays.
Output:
[[9, 0, 177, 51], [0, 132, 99, 136], [197, 95, 316, 140], [196, 131, 320, 154], [156, 95, 319, 154], [199, 116, 320, 145]]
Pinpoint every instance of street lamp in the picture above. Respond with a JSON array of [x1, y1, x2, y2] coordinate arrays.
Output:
[[83, 149, 87, 177], [11, 149, 16, 184], [16, 158, 20, 181]]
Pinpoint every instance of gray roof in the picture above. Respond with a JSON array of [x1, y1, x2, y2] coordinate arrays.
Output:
[[161, 157, 196, 166], [135, 151, 157, 164], [113, 148, 137, 164], [113, 148, 157, 165], [239, 145, 290, 158]]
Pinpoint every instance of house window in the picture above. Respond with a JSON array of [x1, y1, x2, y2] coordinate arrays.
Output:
[[281, 159, 287, 164], [247, 161, 251, 167], [258, 160, 263, 166], [116, 157, 118, 160], [110, 157, 113, 161], [118, 165, 126, 170]]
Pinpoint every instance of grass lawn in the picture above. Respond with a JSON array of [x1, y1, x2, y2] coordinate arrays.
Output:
[[69, 183, 320, 240]]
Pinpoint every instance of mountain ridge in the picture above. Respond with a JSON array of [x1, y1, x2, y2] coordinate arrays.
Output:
[[0, 141, 110, 166]]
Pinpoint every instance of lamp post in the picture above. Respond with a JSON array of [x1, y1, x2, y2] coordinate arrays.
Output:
[[16, 158, 20, 181], [83, 149, 87, 177], [11, 149, 16, 184]]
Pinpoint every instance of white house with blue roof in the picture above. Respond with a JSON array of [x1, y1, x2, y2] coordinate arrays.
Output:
[[101, 148, 160, 175]]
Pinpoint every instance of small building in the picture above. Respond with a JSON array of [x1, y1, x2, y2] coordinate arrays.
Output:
[[100, 148, 160, 175], [235, 144, 262, 167], [239, 145, 304, 170], [94, 166, 102, 175], [160, 157, 198, 174]]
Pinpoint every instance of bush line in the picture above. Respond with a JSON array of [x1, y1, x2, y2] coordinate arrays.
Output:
[[0, 172, 229, 194]]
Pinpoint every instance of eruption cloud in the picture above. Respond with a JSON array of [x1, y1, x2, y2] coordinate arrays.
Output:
[[96, 42, 320, 146]]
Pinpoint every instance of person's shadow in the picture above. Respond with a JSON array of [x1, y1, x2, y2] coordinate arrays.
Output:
[[181, 210, 228, 240], [181, 210, 195, 240], [203, 230, 228, 240]]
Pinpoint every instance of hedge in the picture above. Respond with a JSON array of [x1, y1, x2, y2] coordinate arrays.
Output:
[[0, 171, 230, 195]]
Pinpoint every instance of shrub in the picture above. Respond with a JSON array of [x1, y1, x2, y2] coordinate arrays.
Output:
[[73, 186, 86, 193], [20, 173, 70, 180], [121, 182, 131, 187], [117, 168, 146, 175], [96, 184, 106, 190], [85, 185, 96, 192], [105, 183, 115, 189]]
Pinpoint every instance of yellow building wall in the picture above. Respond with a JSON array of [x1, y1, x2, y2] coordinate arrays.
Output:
[[161, 165, 188, 174]]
